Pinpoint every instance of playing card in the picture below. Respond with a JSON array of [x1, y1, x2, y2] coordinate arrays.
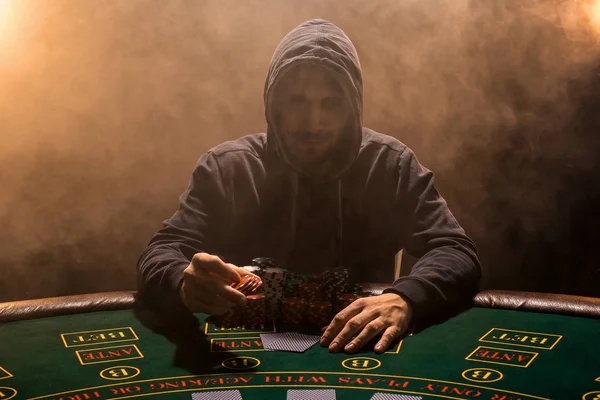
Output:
[[191, 389, 243, 400], [260, 332, 287, 351], [369, 393, 423, 400], [266, 332, 320, 353], [287, 389, 336, 400]]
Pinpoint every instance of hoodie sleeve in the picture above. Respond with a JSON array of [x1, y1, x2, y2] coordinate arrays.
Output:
[[383, 148, 482, 320], [136, 152, 226, 305]]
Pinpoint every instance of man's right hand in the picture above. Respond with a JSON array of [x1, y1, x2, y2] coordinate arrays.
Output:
[[178, 253, 248, 315]]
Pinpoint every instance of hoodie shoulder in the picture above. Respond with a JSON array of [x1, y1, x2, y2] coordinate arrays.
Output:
[[361, 128, 410, 158], [208, 133, 267, 160]]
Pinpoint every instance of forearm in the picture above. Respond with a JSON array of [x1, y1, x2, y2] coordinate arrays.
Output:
[[137, 242, 189, 299], [385, 238, 481, 319], [392, 147, 482, 320], [136, 225, 207, 308], [137, 152, 227, 307]]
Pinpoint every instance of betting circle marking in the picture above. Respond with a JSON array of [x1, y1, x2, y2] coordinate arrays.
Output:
[[341, 357, 382, 371], [99, 365, 141, 380], [582, 391, 600, 400], [221, 356, 261, 370], [461, 367, 503, 383], [0, 387, 17, 400]]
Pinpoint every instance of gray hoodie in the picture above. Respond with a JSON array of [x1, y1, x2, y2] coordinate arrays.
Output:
[[137, 19, 481, 320]]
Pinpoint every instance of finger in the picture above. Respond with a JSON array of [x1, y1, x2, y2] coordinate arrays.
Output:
[[374, 325, 402, 354], [185, 271, 246, 306], [192, 253, 241, 285], [180, 287, 232, 315], [181, 281, 223, 309], [328, 313, 372, 353], [229, 264, 250, 277], [193, 291, 235, 308], [202, 279, 247, 306], [320, 304, 363, 347], [344, 317, 387, 353]]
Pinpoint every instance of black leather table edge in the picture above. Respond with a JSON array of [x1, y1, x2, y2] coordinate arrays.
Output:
[[1, 287, 599, 323]]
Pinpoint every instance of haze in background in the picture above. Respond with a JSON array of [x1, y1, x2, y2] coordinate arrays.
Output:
[[1, 0, 599, 301]]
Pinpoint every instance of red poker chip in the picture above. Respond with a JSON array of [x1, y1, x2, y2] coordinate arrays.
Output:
[[307, 301, 332, 325], [232, 274, 263, 295], [282, 297, 307, 325], [242, 294, 266, 328], [247, 293, 266, 300]]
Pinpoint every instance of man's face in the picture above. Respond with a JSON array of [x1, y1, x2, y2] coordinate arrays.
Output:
[[276, 65, 351, 172]]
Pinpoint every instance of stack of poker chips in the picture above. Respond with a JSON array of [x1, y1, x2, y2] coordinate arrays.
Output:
[[217, 272, 263, 328], [241, 265, 265, 280], [307, 301, 332, 326], [231, 273, 262, 295], [281, 297, 307, 325], [251, 257, 276, 269], [232, 257, 367, 327], [297, 282, 329, 326], [263, 267, 287, 320], [349, 283, 365, 296], [283, 272, 307, 298], [335, 293, 359, 313], [243, 293, 267, 328], [215, 306, 242, 328], [324, 268, 349, 303], [310, 272, 325, 283], [299, 282, 323, 302]]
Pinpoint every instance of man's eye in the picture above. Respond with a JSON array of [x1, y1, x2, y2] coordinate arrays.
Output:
[[323, 97, 342, 109], [289, 96, 306, 105]]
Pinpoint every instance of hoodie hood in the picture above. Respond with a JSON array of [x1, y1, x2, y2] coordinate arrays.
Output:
[[264, 19, 363, 180]]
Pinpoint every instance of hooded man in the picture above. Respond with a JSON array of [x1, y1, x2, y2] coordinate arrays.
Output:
[[137, 19, 482, 353]]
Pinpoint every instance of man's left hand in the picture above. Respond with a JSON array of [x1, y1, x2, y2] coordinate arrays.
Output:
[[320, 293, 413, 354]]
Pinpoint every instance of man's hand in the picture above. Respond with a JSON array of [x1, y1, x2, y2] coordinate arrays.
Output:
[[178, 253, 249, 315], [320, 293, 413, 354]]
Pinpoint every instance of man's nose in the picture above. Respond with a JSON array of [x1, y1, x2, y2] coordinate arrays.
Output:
[[307, 105, 324, 132]]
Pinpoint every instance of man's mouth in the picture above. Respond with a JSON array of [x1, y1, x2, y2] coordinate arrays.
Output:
[[295, 135, 331, 145]]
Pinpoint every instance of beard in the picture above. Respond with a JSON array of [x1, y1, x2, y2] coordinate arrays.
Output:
[[281, 129, 340, 174]]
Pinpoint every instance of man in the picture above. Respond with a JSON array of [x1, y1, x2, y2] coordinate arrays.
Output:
[[137, 19, 481, 354]]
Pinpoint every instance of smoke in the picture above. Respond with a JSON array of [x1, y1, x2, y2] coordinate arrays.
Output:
[[1, 0, 599, 300]]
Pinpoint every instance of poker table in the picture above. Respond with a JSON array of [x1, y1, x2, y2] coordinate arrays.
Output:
[[1, 286, 600, 400]]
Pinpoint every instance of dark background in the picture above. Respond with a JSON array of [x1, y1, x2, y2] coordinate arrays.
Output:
[[1, 0, 599, 302]]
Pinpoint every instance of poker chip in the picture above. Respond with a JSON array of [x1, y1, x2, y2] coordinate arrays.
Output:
[[251, 257, 277, 269], [282, 297, 307, 325], [243, 293, 266, 328], [299, 283, 323, 303], [335, 293, 359, 313], [324, 268, 349, 302], [246, 257, 368, 325], [215, 306, 242, 328], [307, 301, 332, 326], [283, 278, 302, 298], [241, 265, 264, 279], [231, 273, 262, 295], [263, 267, 287, 320], [350, 283, 364, 295]]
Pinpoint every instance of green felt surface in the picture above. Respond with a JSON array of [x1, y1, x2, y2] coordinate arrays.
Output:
[[0, 307, 599, 399]]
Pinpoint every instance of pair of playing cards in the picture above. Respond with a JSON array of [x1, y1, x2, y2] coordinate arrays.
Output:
[[260, 332, 321, 353], [191, 389, 335, 399], [369, 393, 423, 400], [191, 390, 421, 399], [191, 390, 242, 400], [289, 393, 422, 400]]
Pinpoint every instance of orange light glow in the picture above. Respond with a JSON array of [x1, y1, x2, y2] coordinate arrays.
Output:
[[0, 0, 15, 30], [561, 0, 600, 41], [0, 0, 19, 60], [586, 0, 600, 28]]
